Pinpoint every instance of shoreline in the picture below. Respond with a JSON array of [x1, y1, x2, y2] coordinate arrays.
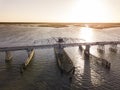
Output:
[[0, 22, 120, 29]]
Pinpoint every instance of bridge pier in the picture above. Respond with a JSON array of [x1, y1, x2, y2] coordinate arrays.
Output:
[[26, 48, 34, 56], [101, 59, 111, 69], [79, 45, 83, 51], [5, 51, 12, 62], [97, 45, 105, 53], [109, 44, 117, 52], [20, 49, 35, 73], [84, 45, 90, 58], [54, 44, 75, 75]]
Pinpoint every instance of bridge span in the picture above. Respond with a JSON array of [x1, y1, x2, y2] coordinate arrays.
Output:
[[0, 37, 119, 72], [0, 39, 120, 51]]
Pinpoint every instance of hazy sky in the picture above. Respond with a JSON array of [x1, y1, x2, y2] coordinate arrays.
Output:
[[0, 0, 120, 22]]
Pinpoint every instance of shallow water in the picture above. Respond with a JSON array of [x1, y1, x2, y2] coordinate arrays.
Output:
[[0, 25, 120, 90]]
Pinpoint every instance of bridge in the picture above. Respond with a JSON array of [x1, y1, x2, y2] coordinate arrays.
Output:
[[0, 37, 119, 72], [0, 37, 119, 51]]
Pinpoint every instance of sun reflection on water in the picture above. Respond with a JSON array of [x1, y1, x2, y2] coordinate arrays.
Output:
[[79, 26, 94, 42]]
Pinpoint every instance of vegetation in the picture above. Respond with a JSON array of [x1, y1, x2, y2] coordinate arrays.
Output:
[[0, 22, 120, 29]]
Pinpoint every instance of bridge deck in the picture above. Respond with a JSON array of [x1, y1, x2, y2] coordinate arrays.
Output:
[[0, 40, 120, 52]]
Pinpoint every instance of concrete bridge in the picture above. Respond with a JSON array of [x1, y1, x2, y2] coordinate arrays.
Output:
[[0, 37, 119, 72], [0, 37, 119, 51]]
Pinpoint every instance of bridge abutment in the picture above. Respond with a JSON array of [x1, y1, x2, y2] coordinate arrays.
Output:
[[5, 51, 12, 62]]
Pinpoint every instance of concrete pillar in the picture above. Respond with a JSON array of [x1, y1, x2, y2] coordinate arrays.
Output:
[[20, 49, 35, 73], [54, 44, 75, 75], [58, 44, 64, 54], [97, 45, 105, 53], [101, 59, 111, 69], [79, 45, 83, 51], [25, 49, 35, 67], [109, 44, 117, 52], [5, 51, 12, 62], [85, 45, 90, 54], [84, 45, 90, 58], [27, 49, 33, 57]]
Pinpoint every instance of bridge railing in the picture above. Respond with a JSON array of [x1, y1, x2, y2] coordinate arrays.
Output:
[[0, 37, 120, 52]]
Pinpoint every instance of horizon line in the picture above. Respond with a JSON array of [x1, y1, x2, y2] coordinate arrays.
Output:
[[0, 21, 120, 24]]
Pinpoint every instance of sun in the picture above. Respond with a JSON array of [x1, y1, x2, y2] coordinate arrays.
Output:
[[67, 0, 110, 22]]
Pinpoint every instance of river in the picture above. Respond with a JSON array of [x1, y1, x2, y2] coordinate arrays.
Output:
[[0, 24, 120, 90]]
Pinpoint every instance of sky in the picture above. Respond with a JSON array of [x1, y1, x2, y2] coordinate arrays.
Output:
[[0, 0, 120, 22]]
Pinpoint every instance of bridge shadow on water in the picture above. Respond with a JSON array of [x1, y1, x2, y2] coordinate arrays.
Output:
[[70, 48, 94, 90], [0, 47, 117, 90], [71, 48, 108, 90], [80, 54, 93, 90]]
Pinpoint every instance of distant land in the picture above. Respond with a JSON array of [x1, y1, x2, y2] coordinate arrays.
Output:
[[0, 22, 120, 29]]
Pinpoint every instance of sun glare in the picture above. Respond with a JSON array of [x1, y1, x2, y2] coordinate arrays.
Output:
[[68, 0, 109, 22], [79, 26, 93, 42]]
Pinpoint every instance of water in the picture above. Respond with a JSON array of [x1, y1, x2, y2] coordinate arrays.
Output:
[[0, 24, 120, 90]]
